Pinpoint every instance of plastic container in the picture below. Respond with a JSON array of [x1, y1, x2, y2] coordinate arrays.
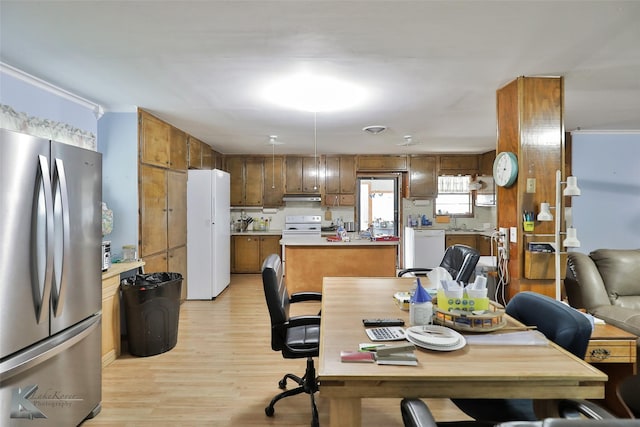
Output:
[[121, 272, 183, 357], [122, 245, 137, 262], [410, 301, 433, 326]]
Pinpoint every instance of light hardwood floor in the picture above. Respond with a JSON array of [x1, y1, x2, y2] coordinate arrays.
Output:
[[84, 274, 469, 426]]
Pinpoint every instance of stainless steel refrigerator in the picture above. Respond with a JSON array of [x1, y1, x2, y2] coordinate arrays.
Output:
[[0, 128, 102, 426], [186, 169, 230, 299]]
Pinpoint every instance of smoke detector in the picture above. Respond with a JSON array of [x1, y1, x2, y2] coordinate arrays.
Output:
[[396, 135, 422, 146], [362, 125, 387, 135], [266, 135, 284, 145]]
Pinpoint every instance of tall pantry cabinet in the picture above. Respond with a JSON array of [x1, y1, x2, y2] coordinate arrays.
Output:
[[138, 110, 188, 299]]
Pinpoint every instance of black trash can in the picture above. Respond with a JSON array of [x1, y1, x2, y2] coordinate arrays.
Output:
[[121, 272, 183, 357]]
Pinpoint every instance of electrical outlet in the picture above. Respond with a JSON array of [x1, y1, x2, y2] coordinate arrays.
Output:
[[526, 178, 536, 193]]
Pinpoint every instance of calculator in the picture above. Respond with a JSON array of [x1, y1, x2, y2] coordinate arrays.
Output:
[[365, 326, 406, 341]]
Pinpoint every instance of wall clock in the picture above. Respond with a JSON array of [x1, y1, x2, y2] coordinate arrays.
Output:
[[493, 151, 518, 187]]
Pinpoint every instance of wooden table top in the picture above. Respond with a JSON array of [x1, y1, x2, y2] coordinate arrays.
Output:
[[318, 277, 607, 400]]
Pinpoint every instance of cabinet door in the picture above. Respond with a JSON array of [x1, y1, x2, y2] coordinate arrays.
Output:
[[302, 156, 320, 192], [439, 155, 479, 175], [142, 251, 168, 274], [324, 156, 340, 194], [140, 165, 167, 257], [101, 275, 120, 366], [445, 234, 477, 249], [244, 158, 264, 206], [285, 156, 303, 193], [167, 170, 187, 248], [140, 111, 170, 168], [261, 236, 282, 262], [226, 156, 244, 206], [233, 236, 261, 273], [477, 235, 492, 256], [188, 136, 202, 169], [339, 194, 355, 206], [479, 151, 496, 176], [409, 155, 437, 198], [169, 127, 188, 171], [357, 155, 407, 171], [201, 145, 213, 170], [339, 155, 356, 193], [168, 245, 187, 300], [263, 156, 284, 207]]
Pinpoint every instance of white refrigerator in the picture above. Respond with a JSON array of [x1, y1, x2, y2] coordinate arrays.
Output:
[[187, 169, 231, 299]]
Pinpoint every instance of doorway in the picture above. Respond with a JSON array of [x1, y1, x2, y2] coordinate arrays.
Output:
[[356, 174, 401, 236]]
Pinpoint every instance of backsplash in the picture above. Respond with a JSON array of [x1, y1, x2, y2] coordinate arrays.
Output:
[[231, 200, 495, 232]]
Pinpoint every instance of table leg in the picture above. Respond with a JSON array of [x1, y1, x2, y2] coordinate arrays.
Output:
[[329, 397, 361, 427]]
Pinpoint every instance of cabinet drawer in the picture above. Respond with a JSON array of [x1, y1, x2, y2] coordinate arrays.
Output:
[[585, 339, 636, 364]]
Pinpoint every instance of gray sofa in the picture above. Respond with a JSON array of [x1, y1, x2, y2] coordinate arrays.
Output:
[[565, 249, 640, 349]]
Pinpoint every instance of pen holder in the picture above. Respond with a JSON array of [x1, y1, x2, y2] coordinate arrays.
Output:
[[523, 221, 534, 232]]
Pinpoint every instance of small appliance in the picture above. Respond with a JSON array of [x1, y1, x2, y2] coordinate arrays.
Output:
[[102, 240, 111, 271]]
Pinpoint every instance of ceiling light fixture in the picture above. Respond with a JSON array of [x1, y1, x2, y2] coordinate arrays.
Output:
[[261, 72, 368, 113], [362, 125, 387, 135]]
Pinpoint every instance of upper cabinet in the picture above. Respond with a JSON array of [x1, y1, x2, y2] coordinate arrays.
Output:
[[139, 111, 171, 169], [479, 150, 496, 176], [226, 156, 264, 206], [263, 155, 285, 208], [357, 155, 407, 171], [438, 155, 478, 175], [285, 156, 321, 193], [324, 155, 356, 206], [169, 127, 188, 171], [188, 136, 202, 169], [408, 155, 437, 199]]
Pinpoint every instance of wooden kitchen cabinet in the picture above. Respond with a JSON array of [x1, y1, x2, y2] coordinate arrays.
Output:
[[201, 144, 213, 169], [188, 136, 203, 169], [324, 155, 356, 206], [445, 234, 477, 249], [285, 156, 320, 193], [357, 155, 407, 171], [101, 274, 120, 367], [139, 110, 171, 168], [263, 155, 285, 207], [227, 156, 264, 206], [140, 165, 168, 256], [477, 234, 493, 256], [232, 235, 281, 273], [478, 150, 496, 176], [169, 127, 188, 171], [408, 155, 437, 198], [439, 155, 479, 175]]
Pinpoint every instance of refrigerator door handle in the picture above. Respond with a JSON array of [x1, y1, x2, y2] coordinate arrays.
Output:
[[35, 155, 54, 324], [51, 158, 71, 316], [0, 314, 101, 382]]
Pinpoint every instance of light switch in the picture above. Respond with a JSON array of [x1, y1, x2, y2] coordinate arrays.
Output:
[[526, 178, 536, 193], [510, 227, 517, 243]]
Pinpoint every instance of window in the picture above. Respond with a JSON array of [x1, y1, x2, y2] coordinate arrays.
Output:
[[435, 175, 473, 217]]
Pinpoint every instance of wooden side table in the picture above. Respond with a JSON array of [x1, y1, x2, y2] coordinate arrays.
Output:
[[585, 323, 637, 417]]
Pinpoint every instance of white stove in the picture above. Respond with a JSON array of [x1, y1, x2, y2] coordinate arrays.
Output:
[[283, 215, 322, 237]]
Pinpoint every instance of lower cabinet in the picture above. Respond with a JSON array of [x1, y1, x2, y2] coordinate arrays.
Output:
[[101, 275, 120, 368], [231, 235, 282, 273], [445, 234, 492, 256]]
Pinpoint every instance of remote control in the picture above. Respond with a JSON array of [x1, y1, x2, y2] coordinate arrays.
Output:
[[362, 318, 405, 327]]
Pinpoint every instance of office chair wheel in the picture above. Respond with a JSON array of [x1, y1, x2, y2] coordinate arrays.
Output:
[[265, 406, 275, 417]]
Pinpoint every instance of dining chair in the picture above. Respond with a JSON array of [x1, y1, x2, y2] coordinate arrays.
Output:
[[398, 244, 480, 284], [401, 291, 595, 426], [261, 253, 322, 427]]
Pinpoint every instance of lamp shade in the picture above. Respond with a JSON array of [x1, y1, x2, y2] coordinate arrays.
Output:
[[563, 176, 581, 196], [563, 227, 581, 247], [537, 202, 553, 221]]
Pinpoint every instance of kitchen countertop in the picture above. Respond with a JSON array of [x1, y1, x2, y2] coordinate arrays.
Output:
[[280, 236, 399, 246], [230, 229, 282, 236]]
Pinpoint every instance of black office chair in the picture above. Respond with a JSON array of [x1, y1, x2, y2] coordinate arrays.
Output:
[[617, 373, 640, 418], [398, 244, 481, 284], [401, 291, 595, 426], [400, 397, 640, 427], [262, 253, 322, 427]]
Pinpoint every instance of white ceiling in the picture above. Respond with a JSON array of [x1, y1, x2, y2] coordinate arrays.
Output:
[[1, 1, 639, 156]]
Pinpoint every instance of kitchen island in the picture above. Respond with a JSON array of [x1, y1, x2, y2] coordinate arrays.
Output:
[[281, 236, 399, 293]]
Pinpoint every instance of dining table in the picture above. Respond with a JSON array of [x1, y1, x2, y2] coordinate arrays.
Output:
[[318, 277, 607, 427]]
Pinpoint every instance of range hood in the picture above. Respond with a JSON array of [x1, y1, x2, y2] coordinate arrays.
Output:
[[282, 194, 322, 202]]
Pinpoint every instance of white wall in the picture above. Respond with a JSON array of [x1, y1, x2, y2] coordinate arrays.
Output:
[[571, 132, 640, 253], [98, 112, 139, 260]]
